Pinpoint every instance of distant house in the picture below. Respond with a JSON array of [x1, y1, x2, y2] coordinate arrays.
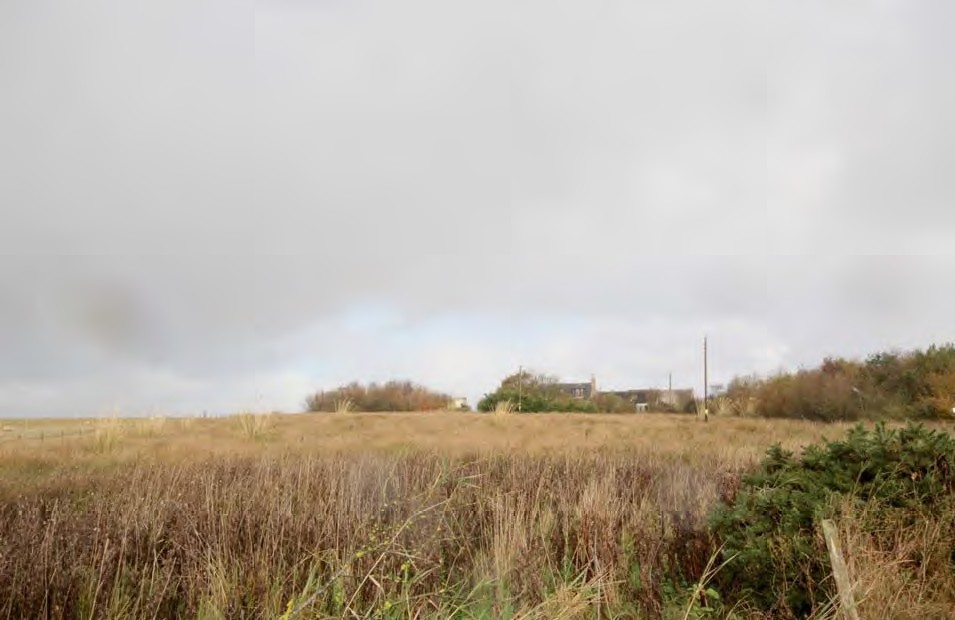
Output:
[[660, 388, 695, 409], [558, 375, 693, 412], [557, 376, 598, 399]]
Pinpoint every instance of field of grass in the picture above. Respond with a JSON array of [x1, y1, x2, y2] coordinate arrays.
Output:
[[0, 412, 950, 619]]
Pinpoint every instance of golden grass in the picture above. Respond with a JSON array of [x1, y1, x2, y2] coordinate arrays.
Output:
[[235, 411, 276, 440], [0, 412, 951, 619], [494, 400, 516, 416], [839, 497, 955, 620], [0, 412, 866, 471]]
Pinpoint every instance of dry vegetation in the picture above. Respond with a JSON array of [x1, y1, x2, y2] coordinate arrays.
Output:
[[305, 381, 454, 413], [0, 413, 950, 619]]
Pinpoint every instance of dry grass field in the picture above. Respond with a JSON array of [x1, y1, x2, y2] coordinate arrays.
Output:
[[0, 412, 950, 619]]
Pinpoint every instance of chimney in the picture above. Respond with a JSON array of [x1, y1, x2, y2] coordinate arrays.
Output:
[[590, 374, 597, 397]]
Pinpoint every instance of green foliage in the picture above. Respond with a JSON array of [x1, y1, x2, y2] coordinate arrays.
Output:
[[709, 422, 955, 616], [305, 381, 452, 412], [477, 370, 600, 413]]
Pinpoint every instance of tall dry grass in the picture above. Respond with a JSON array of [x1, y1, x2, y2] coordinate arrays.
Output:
[[235, 411, 276, 439], [836, 498, 955, 620], [1, 451, 733, 618], [0, 413, 950, 618]]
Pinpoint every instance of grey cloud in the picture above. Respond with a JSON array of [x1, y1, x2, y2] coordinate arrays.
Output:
[[1, 0, 953, 416], [768, 1, 955, 253]]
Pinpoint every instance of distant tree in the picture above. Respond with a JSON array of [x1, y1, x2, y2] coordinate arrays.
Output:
[[722, 343, 955, 421], [478, 370, 652, 413], [304, 381, 452, 412], [477, 370, 599, 413]]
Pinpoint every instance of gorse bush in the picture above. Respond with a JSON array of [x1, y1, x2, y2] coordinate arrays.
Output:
[[709, 422, 955, 617]]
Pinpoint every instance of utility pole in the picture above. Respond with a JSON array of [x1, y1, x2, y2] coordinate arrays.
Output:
[[668, 371, 673, 407], [703, 336, 709, 422], [518, 365, 523, 412]]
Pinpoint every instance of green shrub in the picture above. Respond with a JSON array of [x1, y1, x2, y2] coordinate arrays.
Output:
[[709, 422, 955, 616], [477, 370, 600, 413]]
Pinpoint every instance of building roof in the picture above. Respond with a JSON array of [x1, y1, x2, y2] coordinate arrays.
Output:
[[557, 382, 595, 398]]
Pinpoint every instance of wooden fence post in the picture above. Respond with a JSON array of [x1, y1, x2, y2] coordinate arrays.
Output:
[[821, 519, 860, 620]]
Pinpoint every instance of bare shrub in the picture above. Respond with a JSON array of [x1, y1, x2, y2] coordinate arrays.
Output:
[[305, 381, 451, 413]]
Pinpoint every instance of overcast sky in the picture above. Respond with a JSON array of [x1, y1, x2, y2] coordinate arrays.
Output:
[[1, 0, 953, 417]]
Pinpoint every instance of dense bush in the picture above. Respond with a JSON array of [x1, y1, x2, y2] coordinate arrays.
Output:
[[709, 423, 955, 616], [724, 344, 955, 420], [305, 380, 452, 412], [477, 371, 601, 413]]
